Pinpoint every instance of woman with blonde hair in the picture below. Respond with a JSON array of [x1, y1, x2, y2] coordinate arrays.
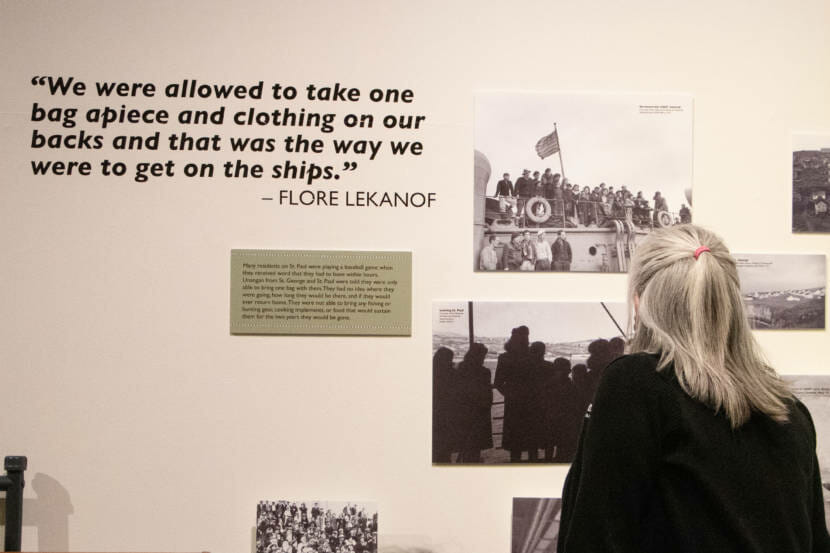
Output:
[[558, 224, 830, 552]]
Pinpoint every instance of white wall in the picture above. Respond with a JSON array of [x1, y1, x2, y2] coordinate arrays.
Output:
[[1, 1, 829, 552]]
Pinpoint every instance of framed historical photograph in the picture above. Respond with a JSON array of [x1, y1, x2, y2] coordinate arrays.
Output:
[[512, 498, 562, 553], [432, 301, 626, 464], [785, 376, 830, 528], [792, 134, 830, 233], [257, 500, 378, 553], [735, 253, 826, 330], [474, 92, 693, 273]]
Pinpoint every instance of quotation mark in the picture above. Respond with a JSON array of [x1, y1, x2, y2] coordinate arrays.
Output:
[[31, 76, 48, 86], [335, 161, 358, 180]]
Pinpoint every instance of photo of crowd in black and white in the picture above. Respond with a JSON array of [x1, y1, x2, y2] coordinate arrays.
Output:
[[792, 134, 830, 233], [512, 498, 562, 553], [432, 301, 627, 464], [473, 92, 693, 273], [256, 500, 378, 553], [735, 253, 826, 330]]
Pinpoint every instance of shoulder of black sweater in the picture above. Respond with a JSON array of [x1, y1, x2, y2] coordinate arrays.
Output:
[[599, 352, 668, 389], [601, 354, 814, 435], [590, 353, 680, 426], [790, 396, 818, 447], [589, 353, 667, 410]]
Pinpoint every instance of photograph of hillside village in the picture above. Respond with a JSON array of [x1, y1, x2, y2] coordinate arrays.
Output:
[[793, 135, 830, 233], [736, 253, 826, 329]]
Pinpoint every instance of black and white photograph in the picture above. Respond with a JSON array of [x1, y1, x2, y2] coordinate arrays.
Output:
[[735, 253, 826, 330], [512, 498, 562, 553], [257, 500, 378, 553], [432, 301, 626, 464], [473, 92, 693, 273], [784, 376, 830, 528], [792, 134, 830, 233]]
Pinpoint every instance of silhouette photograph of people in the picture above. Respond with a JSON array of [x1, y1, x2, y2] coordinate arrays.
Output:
[[432, 301, 627, 464]]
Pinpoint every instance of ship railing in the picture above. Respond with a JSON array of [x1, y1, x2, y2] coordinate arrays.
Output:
[[492, 196, 683, 229], [491, 395, 505, 447]]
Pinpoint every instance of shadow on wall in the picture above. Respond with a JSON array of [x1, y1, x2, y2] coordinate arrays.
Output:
[[378, 535, 464, 553], [0, 473, 73, 551]]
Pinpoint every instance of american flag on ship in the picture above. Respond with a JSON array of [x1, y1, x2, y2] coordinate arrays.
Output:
[[535, 129, 560, 159]]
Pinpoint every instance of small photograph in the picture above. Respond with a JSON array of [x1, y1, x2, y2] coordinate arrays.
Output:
[[256, 500, 378, 553], [792, 134, 830, 233], [735, 253, 826, 330], [512, 498, 562, 553], [785, 375, 830, 529], [432, 301, 627, 464], [474, 92, 693, 273]]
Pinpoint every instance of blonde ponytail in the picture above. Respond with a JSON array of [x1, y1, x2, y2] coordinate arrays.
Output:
[[627, 224, 791, 428]]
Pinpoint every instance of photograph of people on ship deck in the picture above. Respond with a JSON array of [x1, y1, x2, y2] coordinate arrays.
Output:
[[474, 92, 693, 273]]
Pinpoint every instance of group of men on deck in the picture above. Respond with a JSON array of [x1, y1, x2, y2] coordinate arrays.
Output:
[[479, 229, 572, 272], [493, 168, 690, 227]]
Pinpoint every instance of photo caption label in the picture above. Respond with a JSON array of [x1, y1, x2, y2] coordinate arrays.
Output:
[[230, 249, 411, 336]]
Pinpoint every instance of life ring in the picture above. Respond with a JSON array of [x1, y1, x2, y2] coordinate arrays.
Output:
[[655, 210, 673, 228], [525, 196, 552, 224]]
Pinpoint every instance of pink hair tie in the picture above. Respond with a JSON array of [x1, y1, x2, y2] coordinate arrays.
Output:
[[694, 246, 710, 260]]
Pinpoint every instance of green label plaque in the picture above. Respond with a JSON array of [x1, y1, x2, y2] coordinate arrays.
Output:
[[230, 250, 412, 336]]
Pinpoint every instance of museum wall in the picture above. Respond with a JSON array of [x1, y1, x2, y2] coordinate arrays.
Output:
[[1, 0, 829, 552]]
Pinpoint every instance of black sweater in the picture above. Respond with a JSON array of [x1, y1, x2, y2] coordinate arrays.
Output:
[[558, 353, 830, 553]]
